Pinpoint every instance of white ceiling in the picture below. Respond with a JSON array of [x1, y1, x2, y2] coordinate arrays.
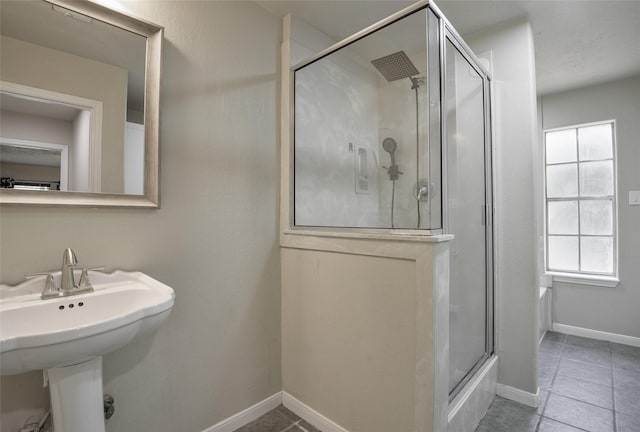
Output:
[[0, 93, 81, 121], [258, 0, 640, 95], [0, 144, 62, 167]]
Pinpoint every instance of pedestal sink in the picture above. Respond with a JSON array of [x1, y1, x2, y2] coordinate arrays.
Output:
[[0, 270, 175, 432]]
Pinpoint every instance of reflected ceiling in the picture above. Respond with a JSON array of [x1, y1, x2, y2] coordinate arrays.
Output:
[[0, 93, 81, 121], [0, 0, 146, 111]]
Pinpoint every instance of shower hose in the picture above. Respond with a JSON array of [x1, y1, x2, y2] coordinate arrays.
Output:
[[391, 179, 396, 228]]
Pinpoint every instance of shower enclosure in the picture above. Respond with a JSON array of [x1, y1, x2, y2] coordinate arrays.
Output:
[[291, 0, 493, 406]]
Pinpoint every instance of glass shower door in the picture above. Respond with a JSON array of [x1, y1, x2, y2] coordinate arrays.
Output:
[[445, 34, 493, 397]]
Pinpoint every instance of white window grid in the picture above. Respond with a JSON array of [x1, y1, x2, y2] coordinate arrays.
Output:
[[544, 120, 618, 277]]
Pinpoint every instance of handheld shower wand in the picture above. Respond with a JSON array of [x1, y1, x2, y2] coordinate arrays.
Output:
[[382, 137, 402, 228], [382, 137, 402, 181]]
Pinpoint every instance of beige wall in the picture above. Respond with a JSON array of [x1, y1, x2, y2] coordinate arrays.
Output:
[[281, 235, 450, 432], [1, 35, 127, 193], [282, 249, 416, 432], [0, 2, 281, 431]]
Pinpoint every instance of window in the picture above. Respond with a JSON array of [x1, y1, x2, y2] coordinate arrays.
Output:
[[544, 121, 617, 283]]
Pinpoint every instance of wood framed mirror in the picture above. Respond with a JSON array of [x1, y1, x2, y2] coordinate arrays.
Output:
[[0, 0, 162, 207]]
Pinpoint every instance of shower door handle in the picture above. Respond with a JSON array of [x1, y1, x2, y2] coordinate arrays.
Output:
[[481, 205, 486, 226]]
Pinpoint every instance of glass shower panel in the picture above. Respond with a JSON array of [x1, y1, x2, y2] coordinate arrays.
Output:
[[445, 38, 490, 395], [293, 8, 442, 230], [426, 8, 442, 230]]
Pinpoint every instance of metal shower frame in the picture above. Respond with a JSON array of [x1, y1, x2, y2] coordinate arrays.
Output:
[[288, 0, 496, 406], [289, 0, 492, 234]]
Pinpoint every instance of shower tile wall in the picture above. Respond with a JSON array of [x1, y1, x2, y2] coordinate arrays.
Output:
[[376, 51, 430, 229], [291, 11, 435, 230], [293, 42, 380, 228]]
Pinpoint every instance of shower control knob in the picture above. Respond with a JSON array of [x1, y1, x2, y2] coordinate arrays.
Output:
[[104, 394, 115, 419]]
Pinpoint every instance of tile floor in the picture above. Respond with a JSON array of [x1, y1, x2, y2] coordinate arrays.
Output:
[[232, 405, 321, 432], [237, 332, 640, 432], [477, 332, 640, 432]]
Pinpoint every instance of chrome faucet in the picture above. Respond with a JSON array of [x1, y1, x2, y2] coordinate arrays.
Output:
[[60, 247, 78, 292], [25, 248, 102, 300]]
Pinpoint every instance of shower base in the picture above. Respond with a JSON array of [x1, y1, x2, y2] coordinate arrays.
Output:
[[448, 355, 498, 432]]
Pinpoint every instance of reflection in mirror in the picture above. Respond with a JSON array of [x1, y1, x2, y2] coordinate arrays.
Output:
[[1, 86, 101, 193], [0, 142, 63, 191], [0, 0, 162, 206]]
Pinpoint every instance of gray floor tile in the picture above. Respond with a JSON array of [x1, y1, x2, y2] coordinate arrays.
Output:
[[611, 343, 640, 359], [540, 370, 556, 391], [541, 340, 565, 356], [234, 410, 294, 432], [563, 344, 613, 368], [538, 417, 589, 432], [552, 375, 613, 409], [544, 393, 614, 432], [616, 411, 640, 432], [614, 386, 640, 416], [540, 353, 561, 390], [538, 390, 549, 415], [566, 335, 611, 353], [544, 331, 567, 344], [558, 358, 613, 387], [614, 368, 640, 391], [611, 343, 640, 373], [541, 352, 562, 371], [613, 350, 640, 375], [476, 397, 539, 432], [298, 419, 321, 432], [276, 405, 301, 422]]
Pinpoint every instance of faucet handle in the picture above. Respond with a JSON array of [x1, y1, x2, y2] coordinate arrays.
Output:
[[78, 266, 104, 290], [26, 273, 59, 298], [26, 271, 55, 279]]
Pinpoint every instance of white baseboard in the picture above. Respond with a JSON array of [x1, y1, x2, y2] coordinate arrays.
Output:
[[553, 323, 640, 348], [282, 392, 350, 432], [539, 329, 547, 345], [202, 392, 283, 432], [496, 383, 539, 408]]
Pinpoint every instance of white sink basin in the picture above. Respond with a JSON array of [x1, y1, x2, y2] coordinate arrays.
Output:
[[0, 270, 175, 375]]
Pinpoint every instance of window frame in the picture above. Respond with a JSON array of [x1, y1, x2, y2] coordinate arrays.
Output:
[[543, 119, 619, 287]]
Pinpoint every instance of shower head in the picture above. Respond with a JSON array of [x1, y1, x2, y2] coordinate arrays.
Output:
[[382, 137, 397, 154], [371, 51, 420, 83]]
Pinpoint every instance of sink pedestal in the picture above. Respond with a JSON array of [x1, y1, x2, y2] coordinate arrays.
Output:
[[1, 270, 175, 430], [48, 357, 105, 432]]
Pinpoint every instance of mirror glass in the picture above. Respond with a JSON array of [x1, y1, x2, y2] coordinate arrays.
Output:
[[0, 0, 160, 204]]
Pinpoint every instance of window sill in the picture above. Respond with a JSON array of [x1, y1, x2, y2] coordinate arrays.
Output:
[[546, 272, 619, 287]]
